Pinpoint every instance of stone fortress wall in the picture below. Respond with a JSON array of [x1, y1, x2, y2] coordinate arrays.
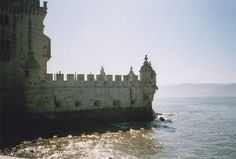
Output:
[[0, 0, 157, 137], [0, 0, 157, 147], [25, 64, 157, 118]]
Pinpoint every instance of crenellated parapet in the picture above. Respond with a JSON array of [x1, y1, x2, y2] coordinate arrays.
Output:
[[45, 73, 139, 83], [44, 65, 140, 84], [40, 55, 156, 89]]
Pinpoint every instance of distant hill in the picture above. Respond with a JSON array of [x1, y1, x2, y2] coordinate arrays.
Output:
[[157, 83, 236, 97]]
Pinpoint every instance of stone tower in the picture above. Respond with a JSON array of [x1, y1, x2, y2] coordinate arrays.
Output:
[[0, 0, 50, 87], [140, 55, 157, 105], [140, 55, 156, 85], [0, 0, 50, 147]]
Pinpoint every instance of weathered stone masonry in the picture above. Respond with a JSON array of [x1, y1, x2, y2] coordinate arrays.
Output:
[[0, 0, 157, 146], [25, 63, 157, 118]]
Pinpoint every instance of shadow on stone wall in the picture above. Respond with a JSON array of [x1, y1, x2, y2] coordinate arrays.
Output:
[[1, 100, 154, 148], [1, 87, 26, 148]]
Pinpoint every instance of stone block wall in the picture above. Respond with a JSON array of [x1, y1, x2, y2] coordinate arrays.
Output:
[[24, 79, 151, 116]]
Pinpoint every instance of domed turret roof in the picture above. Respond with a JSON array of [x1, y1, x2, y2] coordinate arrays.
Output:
[[128, 66, 136, 76], [140, 55, 153, 72]]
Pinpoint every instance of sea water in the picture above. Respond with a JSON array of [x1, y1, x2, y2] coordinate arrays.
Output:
[[156, 97, 236, 159], [1, 97, 236, 158]]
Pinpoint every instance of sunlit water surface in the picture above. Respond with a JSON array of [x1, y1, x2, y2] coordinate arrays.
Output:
[[1, 97, 236, 158]]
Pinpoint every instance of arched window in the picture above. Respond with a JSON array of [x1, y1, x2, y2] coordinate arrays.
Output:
[[0, 15, 3, 25], [4, 15, 9, 25]]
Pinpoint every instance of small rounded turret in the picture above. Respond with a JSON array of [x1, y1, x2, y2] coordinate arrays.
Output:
[[139, 55, 156, 85], [139, 55, 157, 107], [128, 66, 138, 81], [100, 66, 106, 76]]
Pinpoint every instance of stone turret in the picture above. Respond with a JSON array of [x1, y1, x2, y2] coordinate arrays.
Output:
[[139, 55, 157, 106], [128, 66, 138, 81], [100, 66, 105, 76], [0, 1, 50, 147], [97, 66, 106, 81], [140, 55, 156, 85]]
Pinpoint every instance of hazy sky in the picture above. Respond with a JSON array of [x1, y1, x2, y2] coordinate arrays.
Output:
[[44, 0, 236, 85]]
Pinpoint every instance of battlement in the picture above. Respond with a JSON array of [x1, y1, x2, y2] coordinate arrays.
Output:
[[45, 73, 139, 83], [42, 60, 156, 87]]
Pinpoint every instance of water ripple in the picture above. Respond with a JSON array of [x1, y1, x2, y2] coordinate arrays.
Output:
[[1, 128, 163, 159]]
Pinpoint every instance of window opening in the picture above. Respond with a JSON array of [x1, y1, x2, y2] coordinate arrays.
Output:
[[75, 101, 82, 107], [25, 70, 29, 77], [113, 100, 121, 107], [94, 100, 102, 107]]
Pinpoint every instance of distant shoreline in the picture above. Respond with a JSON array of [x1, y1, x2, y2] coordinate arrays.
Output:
[[157, 83, 236, 97]]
